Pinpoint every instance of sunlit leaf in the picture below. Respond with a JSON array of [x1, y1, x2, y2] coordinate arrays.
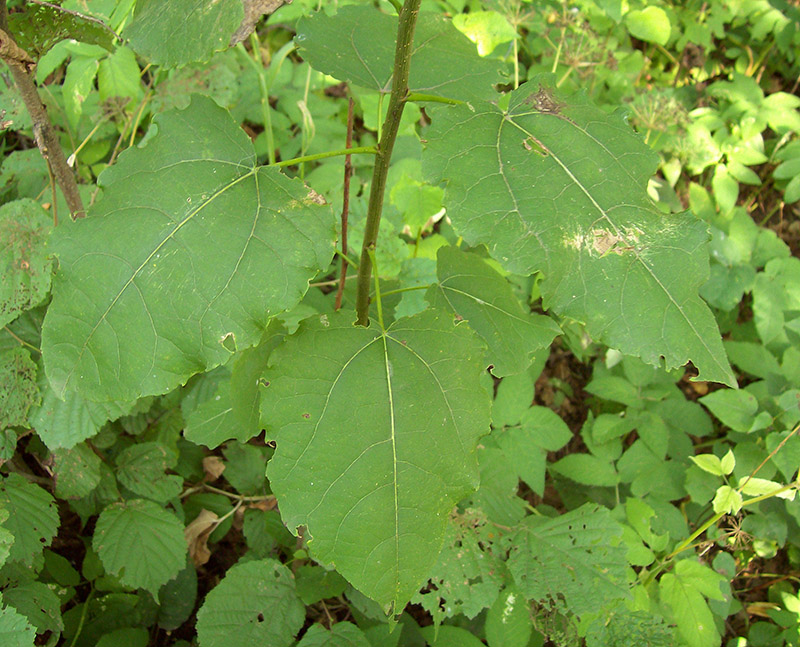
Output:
[[296, 6, 502, 101], [424, 77, 735, 386]]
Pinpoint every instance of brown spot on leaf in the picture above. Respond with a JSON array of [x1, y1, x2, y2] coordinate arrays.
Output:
[[524, 84, 565, 114]]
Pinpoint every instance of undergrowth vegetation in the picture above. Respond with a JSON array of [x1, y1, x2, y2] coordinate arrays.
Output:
[[1, 0, 800, 646]]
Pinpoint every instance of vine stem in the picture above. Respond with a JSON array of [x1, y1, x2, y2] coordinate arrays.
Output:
[[334, 97, 355, 311], [0, 2, 85, 219], [355, 0, 422, 326]]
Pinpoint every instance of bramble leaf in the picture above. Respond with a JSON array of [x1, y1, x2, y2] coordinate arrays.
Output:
[[424, 77, 735, 386], [93, 499, 186, 596], [115, 442, 183, 502], [195, 559, 304, 647], [0, 474, 59, 566], [28, 369, 133, 450], [296, 623, 371, 647], [42, 96, 335, 402], [53, 444, 102, 499], [0, 349, 38, 430], [124, 0, 243, 67], [412, 508, 504, 624], [426, 246, 560, 376], [296, 6, 502, 101], [0, 199, 53, 328], [0, 594, 36, 647], [504, 504, 629, 617], [659, 560, 725, 647], [262, 309, 491, 612]]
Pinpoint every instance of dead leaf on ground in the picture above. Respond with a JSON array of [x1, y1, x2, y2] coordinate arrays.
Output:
[[202, 456, 226, 481], [185, 509, 219, 566]]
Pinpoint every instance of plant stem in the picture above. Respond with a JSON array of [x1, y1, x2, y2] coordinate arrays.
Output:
[[272, 146, 376, 168], [0, 18, 85, 218], [355, 0, 422, 326], [335, 97, 355, 311], [405, 92, 465, 106], [246, 34, 277, 164]]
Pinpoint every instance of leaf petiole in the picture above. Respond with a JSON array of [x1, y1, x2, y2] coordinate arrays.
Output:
[[271, 146, 377, 168]]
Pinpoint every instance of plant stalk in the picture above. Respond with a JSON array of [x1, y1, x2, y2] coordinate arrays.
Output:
[[334, 97, 355, 311], [0, 8, 85, 219], [355, 0, 421, 326]]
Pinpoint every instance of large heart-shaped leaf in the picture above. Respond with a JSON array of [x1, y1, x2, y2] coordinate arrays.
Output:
[[42, 96, 336, 402], [424, 78, 735, 386], [261, 309, 491, 612], [296, 6, 502, 101]]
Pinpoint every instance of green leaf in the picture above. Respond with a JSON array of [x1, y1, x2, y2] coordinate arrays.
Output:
[[550, 453, 619, 487], [424, 78, 735, 386], [0, 348, 38, 430], [230, 321, 285, 439], [504, 504, 629, 617], [3, 581, 63, 634], [262, 309, 491, 612], [295, 565, 348, 606], [296, 623, 371, 647], [115, 442, 182, 502], [0, 595, 36, 647], [485, 586, 531, 647], [157, 558, 197, 631], [0, 199, 53, 328], [28, 370, 132, 450], [95, 628, 149, 647], [412, 509, 504, 624], [625, 7, 671, 45], [124, 0, 244, 67], [712, 485, 742, 514], [7, 3, 113, 59], [699, 390, 758, 432], [54, 443, 102, 499], [496, 406, 572, 495], [426, 247, 560, 377], [419, 625, 486, 647], [98, 46, 143, 105], [221, 442, 268, 495], [183, 377, 238, 449], [42, 96, 335, 402], [93, 499, 187, 597], [689, 454, 726, 477], [0, 507, 14, 570], [452, 11, 517, 57], [296, 6, 502, 101], [0, 474, 59, 566], [659, 560, 725, 647], [195, 559, 305, 647]]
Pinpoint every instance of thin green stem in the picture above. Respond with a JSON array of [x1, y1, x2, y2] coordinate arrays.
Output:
[[271, 146, 377, 168], [405, 92, 465, 106], [2, 326, 40, 354], [68, 587, 94, 647], [355, 0, 422, 326], [335, 248, 359, 270], [248, 33, 276, 165], [386, 0, 403, 12], [367, 249, 384, 329], [380, 284, 431, 297]]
